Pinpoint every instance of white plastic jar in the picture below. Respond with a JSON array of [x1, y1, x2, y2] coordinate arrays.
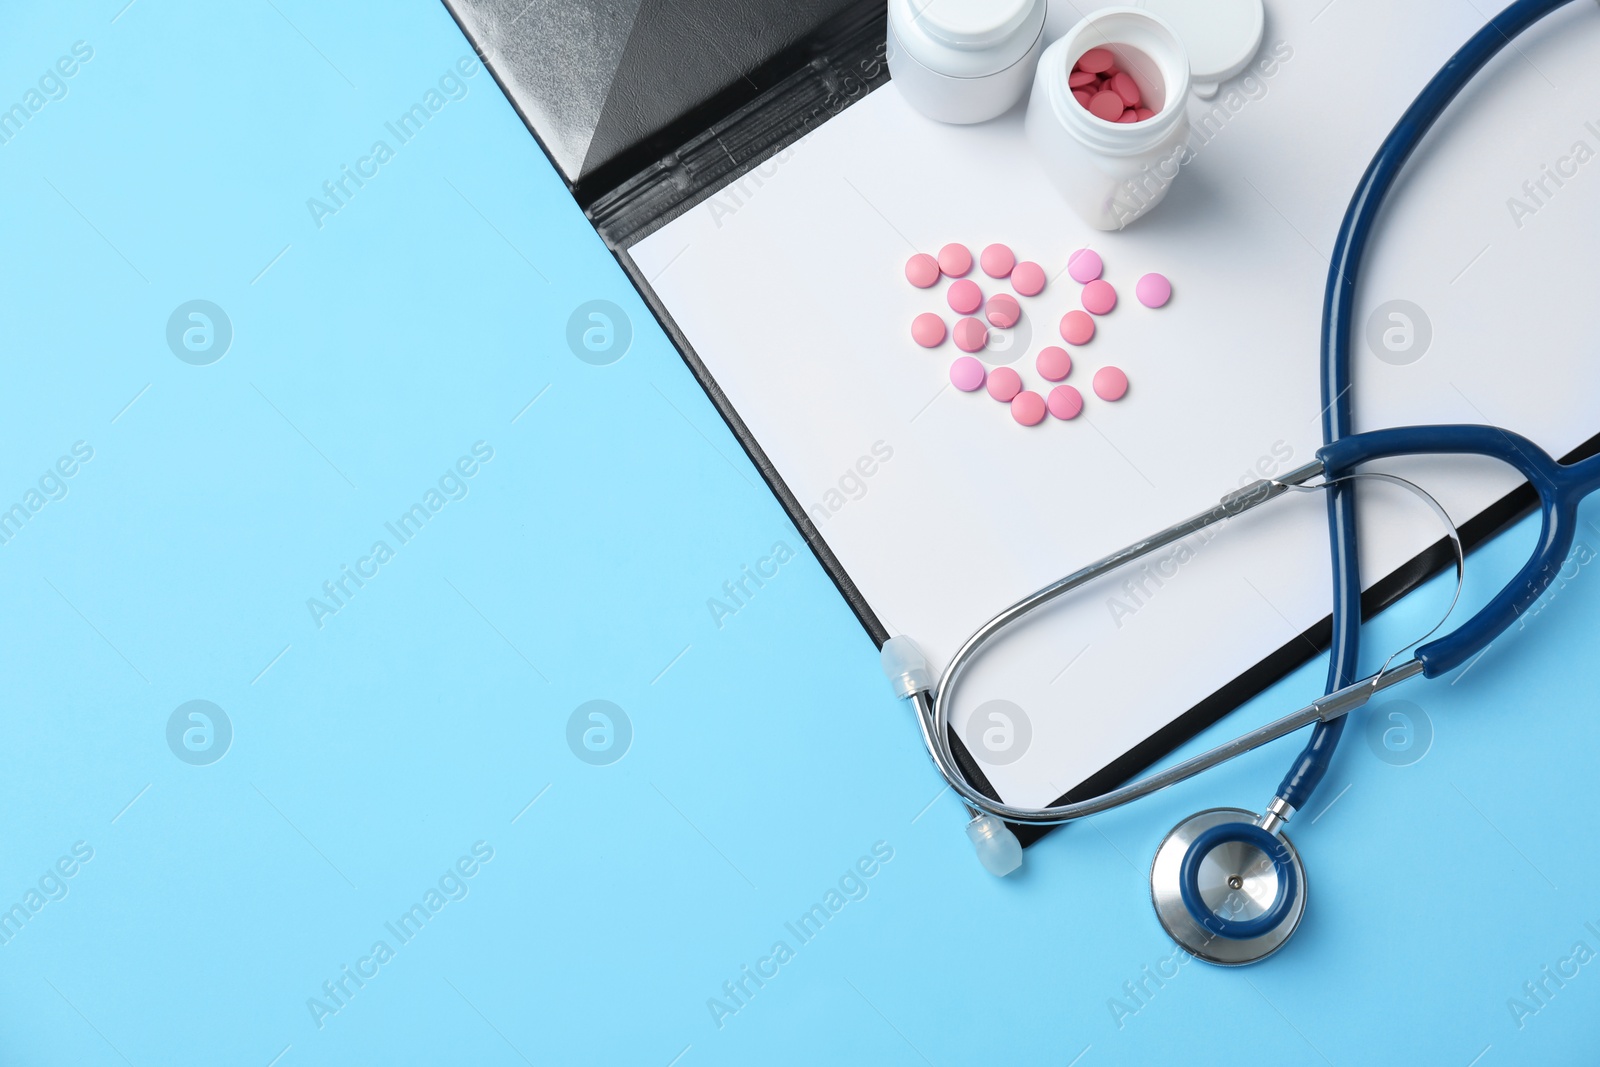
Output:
[[887, 0, 1047, 125], [1024, 8, 1193, 230]]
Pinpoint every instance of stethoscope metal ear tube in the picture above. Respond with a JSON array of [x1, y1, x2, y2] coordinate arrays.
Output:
[[883, 457, 1431, 829], [892, 655, 1423, 827]]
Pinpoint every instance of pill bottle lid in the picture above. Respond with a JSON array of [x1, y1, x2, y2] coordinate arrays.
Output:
[[1140, 0, 1264, 95], [905, 0, 1039, 51]]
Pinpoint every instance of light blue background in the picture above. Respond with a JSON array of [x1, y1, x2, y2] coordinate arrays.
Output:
[[2, 2, 1598, 1064]]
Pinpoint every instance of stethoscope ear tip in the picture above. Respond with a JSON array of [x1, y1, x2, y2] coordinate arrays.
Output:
[[967, 814, 1024, 877], [1150, 808, 1307, 965]]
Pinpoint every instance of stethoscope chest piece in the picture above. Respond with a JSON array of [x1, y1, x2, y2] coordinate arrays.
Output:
[[1150, 807, 1307, 966]]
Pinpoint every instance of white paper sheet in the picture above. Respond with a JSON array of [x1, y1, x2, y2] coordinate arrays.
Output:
[[633, 0, 1600, 807]]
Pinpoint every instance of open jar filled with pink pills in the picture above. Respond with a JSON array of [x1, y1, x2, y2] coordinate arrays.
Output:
[[1024, 9, 1193, 230]]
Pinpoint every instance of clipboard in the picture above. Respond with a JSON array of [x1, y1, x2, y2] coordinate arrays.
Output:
[[441, 0, 1600, 843]]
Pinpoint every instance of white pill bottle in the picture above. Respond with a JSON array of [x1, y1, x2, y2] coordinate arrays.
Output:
[[1026, 2, 1263, 230], [887, 0, 1047, 125]]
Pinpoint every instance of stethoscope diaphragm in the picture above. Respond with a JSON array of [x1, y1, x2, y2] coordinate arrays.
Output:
[[1150, 807, 1307, 966]]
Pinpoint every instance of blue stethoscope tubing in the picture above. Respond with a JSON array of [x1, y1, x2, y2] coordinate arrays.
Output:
[[1190, 0, 1600, 943], [1288, 0, 1590, 814]]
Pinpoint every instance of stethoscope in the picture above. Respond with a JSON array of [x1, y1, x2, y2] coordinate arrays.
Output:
[[881, 0, 1600, 965]]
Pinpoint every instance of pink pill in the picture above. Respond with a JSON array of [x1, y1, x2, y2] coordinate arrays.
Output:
[[1036, 346, 1072, 381], [1068, 70, 1098, 89], [1136, 272, 1172, 308], [1136, 107, 1155, 121], [1082, 279, 1117, 315], [953, 316, 989, 353], [1011, 261, 1046, 297], [948, 278, 982, 314], [1093, 366, 1129, 401], [938, 243, 973, 277], [985, 293, 1021, 329], [1048, 385, 1084, 420], [1004, 262, 1043, 300], [1059, 309, 1095, 345], [905, 253, 940, 288], [987, 366, 1022, 402], [911, 313, 946, 348], [1077, 47, 1115, 74], [1012, 391, 1046, 426], [1072, 89, 1092, 108], [1116, 109, 1139, 123], [980, 243, 1016, 278], [949, 355, 986, 392], [1088, 91, 1125, 121], [1110, 71, 1141, 107], [1066, 248, 1103, 283]]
